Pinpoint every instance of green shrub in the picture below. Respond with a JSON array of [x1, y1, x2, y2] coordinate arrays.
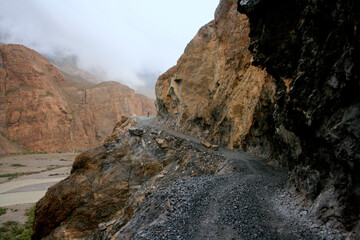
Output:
[[0, 207, 7, 216], [0, 206, 36, 240], [11, 164, 26, 167]]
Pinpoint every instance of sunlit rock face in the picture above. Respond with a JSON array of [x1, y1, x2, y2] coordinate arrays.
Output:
[[0, 44, 155, 153], [155, 0, 275, 151]]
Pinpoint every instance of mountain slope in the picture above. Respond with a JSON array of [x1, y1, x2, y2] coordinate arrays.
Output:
[[0, 44, 156, 153]]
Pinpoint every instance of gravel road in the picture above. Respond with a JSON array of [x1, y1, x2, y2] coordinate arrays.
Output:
[[99, 117, 345, 240]]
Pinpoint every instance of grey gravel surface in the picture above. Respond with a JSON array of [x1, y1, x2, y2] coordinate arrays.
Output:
[[94, 117, 346, 240]]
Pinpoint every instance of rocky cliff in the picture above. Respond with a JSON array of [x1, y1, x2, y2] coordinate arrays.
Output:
[[237, 0, 360, 232], [0, 44, 156, 154], [156, 0, 275, 151], [156, 0, 360, 233]]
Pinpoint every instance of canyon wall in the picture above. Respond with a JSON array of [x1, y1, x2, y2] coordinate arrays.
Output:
[[237, 0, 360, 231], [156, 0, 360, 232], [156, 0, 275, 152], [0, 44, 156, 153]]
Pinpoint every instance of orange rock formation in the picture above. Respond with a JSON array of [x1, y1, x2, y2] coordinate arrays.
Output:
[[155, 0, 274, 150], [0, 44, 155, 153]]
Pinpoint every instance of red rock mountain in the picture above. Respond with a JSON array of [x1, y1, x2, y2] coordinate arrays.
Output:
[[0, 44, 156, 154]]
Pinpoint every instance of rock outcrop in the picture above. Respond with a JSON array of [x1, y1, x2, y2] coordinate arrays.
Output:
[[156, 0, 274, 151], [0, 44, 156, 153], [32, 117, 226, 239]]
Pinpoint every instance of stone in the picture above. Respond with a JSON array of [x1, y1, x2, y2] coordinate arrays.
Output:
[[129, 128, 144, 137], [212, 145, 219, 151], [156, 139, 165, 145], [160, 143, 168, 149], [32, 126, 224, 239], [98, 223, 106, 231], [202, 141, 211, 148], [156, 139, 168, 149]]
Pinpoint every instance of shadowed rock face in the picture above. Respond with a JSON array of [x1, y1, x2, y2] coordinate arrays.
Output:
[[155, 0, 275, 151], [238, 0, 360, 231], [0, 44, 156, 153]]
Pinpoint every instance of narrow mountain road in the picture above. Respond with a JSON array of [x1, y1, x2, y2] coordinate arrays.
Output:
[[110, 117, 343, 240]]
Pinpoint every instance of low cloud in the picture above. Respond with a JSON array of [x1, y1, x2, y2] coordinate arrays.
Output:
[[0, 0, 219, 98]]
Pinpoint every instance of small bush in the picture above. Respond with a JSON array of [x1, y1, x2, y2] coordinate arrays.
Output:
[[0, 206, 36, 240], [11, 164, 26, 167], [0, 207, 7, 216]]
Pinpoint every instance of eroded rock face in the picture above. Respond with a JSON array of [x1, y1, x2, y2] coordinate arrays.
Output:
[[155, 0, 275, 150], [0, 44, 156, 153], [155, 0, 359, 233], [238, 0, 360, 232]]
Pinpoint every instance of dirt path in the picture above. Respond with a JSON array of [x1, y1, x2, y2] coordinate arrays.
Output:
[[121, 116, 344, 239]]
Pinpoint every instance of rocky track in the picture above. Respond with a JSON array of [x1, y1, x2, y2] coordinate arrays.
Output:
[[32, 116, 345, 239], [97, 117, 345, 240]]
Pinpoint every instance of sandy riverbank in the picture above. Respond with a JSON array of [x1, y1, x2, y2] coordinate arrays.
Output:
[[0, 152, 77, 225]]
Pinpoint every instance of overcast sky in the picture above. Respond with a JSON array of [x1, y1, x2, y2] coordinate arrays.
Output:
[[0, 0, 220, 98]]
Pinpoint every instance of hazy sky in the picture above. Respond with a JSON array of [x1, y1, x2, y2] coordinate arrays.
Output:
[[0, 0, 220, 98]]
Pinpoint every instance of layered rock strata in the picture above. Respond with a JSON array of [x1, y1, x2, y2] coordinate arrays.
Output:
[[0, 44, 155, 153]]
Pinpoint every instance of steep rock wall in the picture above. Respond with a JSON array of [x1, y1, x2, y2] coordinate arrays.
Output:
[[155, 0, 360, 232], [238, 0, 360, 231], [155, 0, 274, 150]]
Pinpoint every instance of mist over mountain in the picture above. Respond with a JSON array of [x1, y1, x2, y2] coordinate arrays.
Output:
[[0, 0, 220, 99]]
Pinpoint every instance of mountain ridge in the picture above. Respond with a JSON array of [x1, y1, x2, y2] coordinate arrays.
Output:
[[0, 44, 156, 154]]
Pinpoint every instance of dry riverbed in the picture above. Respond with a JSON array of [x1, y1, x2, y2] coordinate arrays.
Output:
[[0, 152, 77, 228]]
